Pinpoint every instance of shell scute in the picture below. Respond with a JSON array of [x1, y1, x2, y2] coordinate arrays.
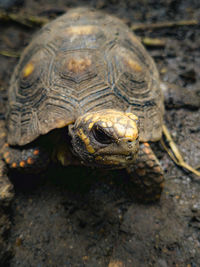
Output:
[[7, 8, 164, 146]]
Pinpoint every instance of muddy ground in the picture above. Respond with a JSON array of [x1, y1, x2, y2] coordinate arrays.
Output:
[[0, 0, 200, 266]]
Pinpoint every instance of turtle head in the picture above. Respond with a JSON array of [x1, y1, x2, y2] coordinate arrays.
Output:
[[69, 109, 140, 169]]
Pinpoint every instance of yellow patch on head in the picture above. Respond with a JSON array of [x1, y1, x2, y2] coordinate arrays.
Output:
[[66, 25, 96, 35], [126, 113, 138, 121], [86, 144, 95, 154], [22, 62, 34, 78], [125, 125, 138, 140], [115, 123, 125, 137], [80, 109, 139, 141], [107, 121, 113, 128], [118, 117, 128, 127], [67, 58, 92, 74], [88, 122, 94, 129], [101, 122, 107, 128], [77, 129, 95, 154], [90, 114, 100, 124], [84, 114, 94, 122]]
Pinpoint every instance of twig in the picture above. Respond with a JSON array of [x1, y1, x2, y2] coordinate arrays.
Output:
[[142, 37, 166, 47], [0, 11, 49, 27], [161, 125, 200, 177], [0, 11, 198, 31], [0, 50, 20, 57], [131, 19, 199, 31]]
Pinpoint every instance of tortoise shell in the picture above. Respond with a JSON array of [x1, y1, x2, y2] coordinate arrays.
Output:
[[7, 7, 164, 146]]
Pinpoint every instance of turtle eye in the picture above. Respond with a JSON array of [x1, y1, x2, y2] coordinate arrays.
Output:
[[92, 126, 113, 144]]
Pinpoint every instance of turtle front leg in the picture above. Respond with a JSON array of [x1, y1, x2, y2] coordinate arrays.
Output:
[[126, 142, 164, 202], [2, 143, 50, 173]]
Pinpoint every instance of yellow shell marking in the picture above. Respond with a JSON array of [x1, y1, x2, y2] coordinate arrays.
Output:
[[119, 47, 142, 72], [22, 62, 34, 78], [67, 58, 92, 74], [66, 25, 97, 35], [125, 58, 142, 72], [77, 129, 95, 154]]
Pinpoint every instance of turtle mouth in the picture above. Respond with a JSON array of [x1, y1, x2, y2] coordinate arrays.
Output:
[[93, 152, 138, 169], [92, 138, 139, 169]]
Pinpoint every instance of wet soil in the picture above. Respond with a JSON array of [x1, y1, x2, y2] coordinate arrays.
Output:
[[0, 0, 200, 266]]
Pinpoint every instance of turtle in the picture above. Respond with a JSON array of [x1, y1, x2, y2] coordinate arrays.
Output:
[[0, 7, 167, 203]]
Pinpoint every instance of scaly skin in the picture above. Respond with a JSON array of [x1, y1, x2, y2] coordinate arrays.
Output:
[[126, 142, 164, 202], [2, 143, 50, 173]]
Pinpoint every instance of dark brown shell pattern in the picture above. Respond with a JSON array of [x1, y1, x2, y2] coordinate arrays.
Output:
[[7, 8, 164, 146]]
